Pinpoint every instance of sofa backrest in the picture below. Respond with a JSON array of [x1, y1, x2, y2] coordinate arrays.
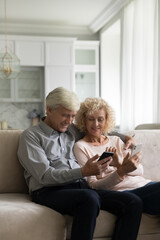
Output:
[[0, 129, 159, 193], [0, 130, 28, 193], [128, 130, 160, 181]]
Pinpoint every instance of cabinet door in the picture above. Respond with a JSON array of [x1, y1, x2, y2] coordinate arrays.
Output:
[[46, 41, 74, 66], [45, 66, 73, 97], [75, 41, 99, 69], [74, 41, 99, 102], [0, 78, 14, 101], [15, 67, 44, 102], [15, 41, 44, 66], [74, 71, 99, 102]]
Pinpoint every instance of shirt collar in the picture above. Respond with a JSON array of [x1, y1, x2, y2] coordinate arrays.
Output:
[[39, 117, 70, 137], [39, 118, 57, 136]]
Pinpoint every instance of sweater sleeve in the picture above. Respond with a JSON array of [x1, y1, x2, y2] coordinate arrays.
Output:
[[73, 141, 90, 166], [73, 140, 124, 190], [89, 171, 123, 190], [127, 164, 144, 176]]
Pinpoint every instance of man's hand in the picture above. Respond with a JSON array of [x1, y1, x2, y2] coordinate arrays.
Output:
[[81, 154, 112, 177], [124, 135, 135, 150], [117, 152, 141, 178]]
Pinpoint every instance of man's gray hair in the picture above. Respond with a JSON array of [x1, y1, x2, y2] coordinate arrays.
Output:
[[46, 87, 80, 111]]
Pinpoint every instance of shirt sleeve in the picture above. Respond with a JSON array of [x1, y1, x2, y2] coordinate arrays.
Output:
[[18, 130, 82, 187]]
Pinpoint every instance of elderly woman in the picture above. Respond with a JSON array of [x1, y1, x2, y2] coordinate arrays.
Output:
[[73, 97, 160, 215]]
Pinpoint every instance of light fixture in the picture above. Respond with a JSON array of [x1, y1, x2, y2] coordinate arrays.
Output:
[[0, 0, 20, 80]]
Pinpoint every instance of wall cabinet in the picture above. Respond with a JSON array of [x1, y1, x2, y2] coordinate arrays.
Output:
[[44, 39, 75, 97], [75, 42, 99, 67], [0, 67, 43, 102], [45, 66, 73, 97], [0, 36, 99, 103], [45, 41, 74, 66], [15, 67, 44, 102], [74, 41, 99, 102], [0, 78, 14, 102], [15, 41, 44, 66]]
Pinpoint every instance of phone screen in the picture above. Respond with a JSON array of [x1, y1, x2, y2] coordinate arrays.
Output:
[[131, 144, 142, 157], [98, 151, 114, 161]]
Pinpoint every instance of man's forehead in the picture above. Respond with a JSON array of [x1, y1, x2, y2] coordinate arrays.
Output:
[[57, 106, 77, 115]]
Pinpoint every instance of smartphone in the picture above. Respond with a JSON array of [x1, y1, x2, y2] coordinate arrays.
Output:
[[131, 144, 142, 157], [98, 151, 114, 161]]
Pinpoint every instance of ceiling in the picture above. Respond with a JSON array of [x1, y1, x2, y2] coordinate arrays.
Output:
[[0, 0, 131, 38]]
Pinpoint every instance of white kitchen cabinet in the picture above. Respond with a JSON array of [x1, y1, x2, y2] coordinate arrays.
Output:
[[45, 40, 74, 66], [0, 36, 100, 105], [75, 41, 99, 68], [15, 67, 44, 102], [74, 41, 99, 102], [0, 78, 14, 102], [45, 66, 73, 97], [75, 70, 99, 102], [15, 41, 44, 66], [45, 39, 75, 97], [0, 67, 44, 102]]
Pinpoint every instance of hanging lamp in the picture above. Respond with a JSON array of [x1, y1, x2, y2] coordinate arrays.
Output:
[[0, 0, 20, 79]]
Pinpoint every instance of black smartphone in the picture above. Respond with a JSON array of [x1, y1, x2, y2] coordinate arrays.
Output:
[[98, 151, 114, 161]]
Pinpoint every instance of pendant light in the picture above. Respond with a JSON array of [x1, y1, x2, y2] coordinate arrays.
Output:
[[0, 0, 20, 80]]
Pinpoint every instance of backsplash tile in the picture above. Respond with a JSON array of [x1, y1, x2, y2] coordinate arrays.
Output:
[[0, 103, 43, 130]]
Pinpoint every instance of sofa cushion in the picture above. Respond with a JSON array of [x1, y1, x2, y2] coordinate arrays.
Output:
[[130, 130, 160, 181], [65, 210, 160, 239], [0, 130, 28, 193], [0, 193, 66, 240]]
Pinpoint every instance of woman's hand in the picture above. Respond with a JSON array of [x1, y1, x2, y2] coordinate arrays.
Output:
[[106, 146, 121, 168], [117, 152, 141, 178]]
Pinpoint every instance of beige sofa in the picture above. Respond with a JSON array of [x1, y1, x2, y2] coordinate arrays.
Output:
[[0, 129, 160, 240]]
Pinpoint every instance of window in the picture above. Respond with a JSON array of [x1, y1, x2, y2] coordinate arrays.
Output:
[[100, 19, 121, 127], [100, 0, 158, 131]]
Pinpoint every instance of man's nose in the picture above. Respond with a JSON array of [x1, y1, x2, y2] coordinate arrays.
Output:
[[66, 116, 73, 124]]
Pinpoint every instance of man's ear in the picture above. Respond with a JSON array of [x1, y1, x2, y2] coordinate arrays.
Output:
[[46, 106, 52, 114]]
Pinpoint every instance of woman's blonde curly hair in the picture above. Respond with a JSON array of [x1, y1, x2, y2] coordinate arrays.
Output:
[[75, 97, 115, 134]]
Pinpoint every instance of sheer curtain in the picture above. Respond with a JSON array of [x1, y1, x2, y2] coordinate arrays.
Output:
[[120, 0, 158, 131]]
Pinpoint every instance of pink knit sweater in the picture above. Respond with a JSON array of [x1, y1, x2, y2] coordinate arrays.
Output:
[[73, 136, 151, 191]]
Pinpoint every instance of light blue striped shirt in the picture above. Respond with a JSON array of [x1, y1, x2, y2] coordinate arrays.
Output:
[[18, 120, 83, 193]]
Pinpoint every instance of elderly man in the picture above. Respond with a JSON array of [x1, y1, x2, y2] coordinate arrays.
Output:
[[18, 87, 142, 240]]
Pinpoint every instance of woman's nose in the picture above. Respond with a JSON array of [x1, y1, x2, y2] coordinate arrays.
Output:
[[94, 120, 99, 126]]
